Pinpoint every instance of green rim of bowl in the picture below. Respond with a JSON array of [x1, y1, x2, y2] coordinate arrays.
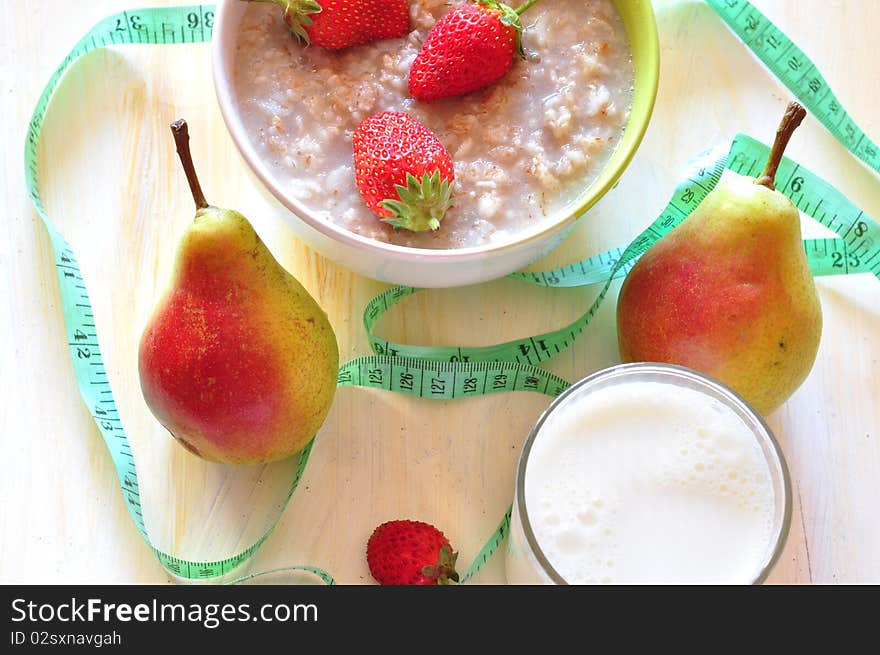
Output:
[[570, 0, 659, 221]]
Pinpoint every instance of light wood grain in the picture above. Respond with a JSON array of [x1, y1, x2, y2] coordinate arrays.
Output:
[[1, 0, 878, 584]]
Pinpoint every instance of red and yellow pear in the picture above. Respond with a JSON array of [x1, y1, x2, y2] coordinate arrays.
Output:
[[616, 102, 822, 415], [138, 120, 339, 464]]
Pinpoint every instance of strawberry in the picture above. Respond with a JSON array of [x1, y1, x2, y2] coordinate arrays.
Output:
[[255, 0, 410, 50], [352, 111, 455, 232], [409, 0, 541, 102], [367, 520, 460, 585]]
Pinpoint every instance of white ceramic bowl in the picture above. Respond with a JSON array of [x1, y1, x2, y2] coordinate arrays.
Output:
[[212, 0, 659, 287]]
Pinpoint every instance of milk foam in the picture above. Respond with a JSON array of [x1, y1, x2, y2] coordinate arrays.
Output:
[[524, 381, 778, 584]]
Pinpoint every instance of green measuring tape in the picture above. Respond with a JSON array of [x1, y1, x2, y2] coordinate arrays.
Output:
[[706, 0, 880, 174], [25, 1, 879, 583]]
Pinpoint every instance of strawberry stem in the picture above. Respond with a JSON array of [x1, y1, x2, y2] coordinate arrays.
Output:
[[514, 0, 541, 15]]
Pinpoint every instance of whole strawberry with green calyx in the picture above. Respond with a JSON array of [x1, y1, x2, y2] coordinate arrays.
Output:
[[251, 0, 410, 50], [409, 0, 541, 102], [352, 112, 455, 232], [367, 520, 460, 585]]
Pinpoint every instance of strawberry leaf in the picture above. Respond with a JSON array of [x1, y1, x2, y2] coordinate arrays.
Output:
[[475, 0, 526, 58], [380, 172, 454, 232], [421, 545, 460, 585], [253, 0, 323, 46]]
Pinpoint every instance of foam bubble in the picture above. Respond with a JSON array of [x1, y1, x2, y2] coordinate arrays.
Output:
[[554, 527, 587, 554], [578, 509, 599, 527]]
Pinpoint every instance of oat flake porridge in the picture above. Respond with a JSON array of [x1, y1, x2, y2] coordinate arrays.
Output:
[[233, 0, 634, 249]]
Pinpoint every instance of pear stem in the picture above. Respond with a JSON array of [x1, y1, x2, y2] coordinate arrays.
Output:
[[755, 101, 807, 190], [170, 119, 209, 211]]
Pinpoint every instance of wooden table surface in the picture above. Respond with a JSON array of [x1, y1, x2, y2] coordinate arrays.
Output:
[[2, 0, 878, 584]]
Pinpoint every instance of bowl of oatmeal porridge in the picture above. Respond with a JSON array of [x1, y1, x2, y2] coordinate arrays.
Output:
[[213, 0, 658, 287]]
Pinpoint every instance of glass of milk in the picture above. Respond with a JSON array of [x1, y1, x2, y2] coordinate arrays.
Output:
[[505, 363, 791, 584]]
